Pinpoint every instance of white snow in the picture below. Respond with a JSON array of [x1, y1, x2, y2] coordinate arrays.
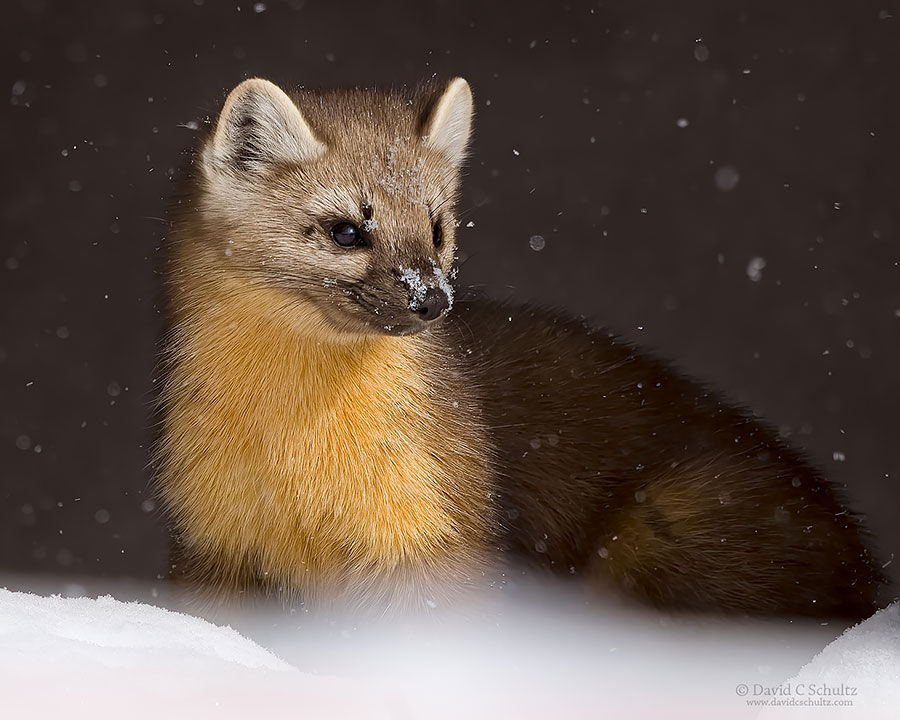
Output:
[[758, 603, 900, 719], [399, 262, 454, 313], [372, 137, 428, 204], [0, 588, 284, 671], [747, 256, 767, 282], [0, 587, 394, 720], [715, 164, 741, 191], [0, 583, 897, 720], [430, 258, 455, 310], [399, 265, 428, 309]]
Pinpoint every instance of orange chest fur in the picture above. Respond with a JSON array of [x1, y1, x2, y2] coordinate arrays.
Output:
[[160, 298, 467, 586]]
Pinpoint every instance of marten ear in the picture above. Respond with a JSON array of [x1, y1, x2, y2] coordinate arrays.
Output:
[[423, 77, 473, 168], [206, 78, 325, 174]]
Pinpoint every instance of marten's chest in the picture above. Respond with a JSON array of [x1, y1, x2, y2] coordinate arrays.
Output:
[[161, 326, 487, 590]]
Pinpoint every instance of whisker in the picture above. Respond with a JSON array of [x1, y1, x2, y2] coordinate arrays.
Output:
[[455, 198, 490, 220]]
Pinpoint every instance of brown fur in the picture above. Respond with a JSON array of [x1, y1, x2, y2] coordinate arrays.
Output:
[[450, 303, 884, 616], [156, 77, 885, 617]]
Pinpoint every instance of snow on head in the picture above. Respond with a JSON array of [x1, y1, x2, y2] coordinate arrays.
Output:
[[399, 266, 428, 310], [371, 136, 428, 205], [430, 259, 455, 311], [398, 262, 454, 315]]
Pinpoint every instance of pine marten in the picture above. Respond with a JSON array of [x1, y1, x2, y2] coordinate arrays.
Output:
[[155, 76, 885, 617]]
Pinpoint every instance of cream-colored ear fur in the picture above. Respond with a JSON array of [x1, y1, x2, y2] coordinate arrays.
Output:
[[206, 78, 325, 173], [423, 77, 473, 167]]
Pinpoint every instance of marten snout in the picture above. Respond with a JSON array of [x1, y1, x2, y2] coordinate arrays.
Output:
[[413, 287, 450, 321], [397, 263, 455, 324]]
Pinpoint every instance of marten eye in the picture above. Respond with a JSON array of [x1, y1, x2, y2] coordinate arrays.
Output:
[[331, 222, 362, 248], [432, 221, 443, 248]]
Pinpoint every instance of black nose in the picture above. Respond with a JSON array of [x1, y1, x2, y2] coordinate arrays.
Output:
[[412, 287, 449, 321]]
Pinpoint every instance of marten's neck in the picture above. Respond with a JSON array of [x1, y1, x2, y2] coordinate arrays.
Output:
[[160, 269, 495, 606], [173, 273, 429, 416]]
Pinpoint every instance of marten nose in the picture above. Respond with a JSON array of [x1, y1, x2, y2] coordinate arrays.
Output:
[[412, 287, 449, 321]]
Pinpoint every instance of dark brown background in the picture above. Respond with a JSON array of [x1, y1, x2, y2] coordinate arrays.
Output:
[[1, 0, 898, 591]]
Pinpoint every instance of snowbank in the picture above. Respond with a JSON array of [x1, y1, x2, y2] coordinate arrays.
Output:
[[0, 588, 395, 720], [758, 603, 900, 719], [0, 589, 285, 671], [0, 584, 897, 719]]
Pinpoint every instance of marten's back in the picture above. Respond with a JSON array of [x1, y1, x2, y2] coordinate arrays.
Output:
[[445, 300, 885, 617]]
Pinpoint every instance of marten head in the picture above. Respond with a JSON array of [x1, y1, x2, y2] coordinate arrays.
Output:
[[192, 77, 473, 339]]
